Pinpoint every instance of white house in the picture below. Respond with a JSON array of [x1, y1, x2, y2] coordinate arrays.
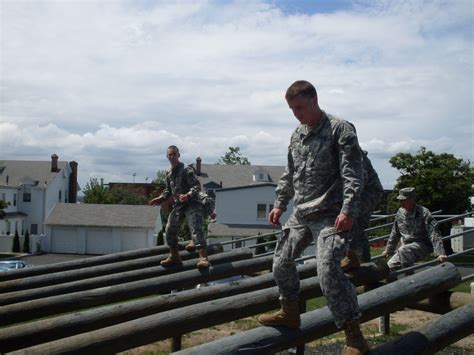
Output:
[[43, 203, 161, 254], [0, 155, 79, 244]]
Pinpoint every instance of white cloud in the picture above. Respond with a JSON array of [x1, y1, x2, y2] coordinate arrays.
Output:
[[0, 0, 472, 189]]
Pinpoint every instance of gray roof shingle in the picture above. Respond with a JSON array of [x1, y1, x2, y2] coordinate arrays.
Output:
[[0, 160, 68, 187]]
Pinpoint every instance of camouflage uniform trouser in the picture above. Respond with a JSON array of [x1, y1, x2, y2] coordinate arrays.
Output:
[[387, 242, 431, 271], [273, 212, 361, 328], [165, 202, 206, 250]]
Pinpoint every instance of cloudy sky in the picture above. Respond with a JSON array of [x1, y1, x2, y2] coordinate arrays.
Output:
[[1, 0, 472, 191]]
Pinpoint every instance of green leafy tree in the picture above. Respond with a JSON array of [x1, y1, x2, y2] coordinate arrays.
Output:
[[23, 229, 30, 253], [12, 229, 20, 253], [0, 200, 9, 219], [83, 178, 112, 204], [153, 170, 168, 185], [218, 146, 251, 165], [109, 187, 148, 205], [389, 147, 473, 214]]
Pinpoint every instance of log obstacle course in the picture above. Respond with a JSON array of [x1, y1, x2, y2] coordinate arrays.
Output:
[[0, 236, 473, 353]]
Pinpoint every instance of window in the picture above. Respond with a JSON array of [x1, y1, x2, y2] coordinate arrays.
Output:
[[23, 186, 31, 202], [59, 190, 62, 202], [13, 193, 17, 206], [1, 193, 5, 201], [257, 204, 267, 219], [31, 224, 38, 235], [65, 190, 68, 203]]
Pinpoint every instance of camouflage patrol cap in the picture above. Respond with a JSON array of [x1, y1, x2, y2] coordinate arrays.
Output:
[[397, 187, 416, 200]]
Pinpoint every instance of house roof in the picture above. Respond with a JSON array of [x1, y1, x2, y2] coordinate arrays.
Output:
[[0, 160, 68, 187], [193, 163, 285, 189], [44, 203, 160, 229]]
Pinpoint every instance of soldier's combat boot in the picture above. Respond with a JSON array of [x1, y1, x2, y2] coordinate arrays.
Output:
[[185, 240, 196, 251], [341, 249, 361, 272], [342, 320, 369, 355], [257, 301, 301, 329], [196, 248, 211, 269], [160, 248, 183, 267]]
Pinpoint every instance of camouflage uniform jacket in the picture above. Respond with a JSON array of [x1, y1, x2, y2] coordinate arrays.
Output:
[[159, 162, 201, 207], [274, 112, 364, 218], [386, 205, 446, 256]]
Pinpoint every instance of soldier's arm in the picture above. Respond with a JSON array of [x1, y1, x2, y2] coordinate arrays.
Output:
[[185, 166, 201, 199], [426, 210, 446, 256], [385, 219, 401, 255], [158, 173, 172, 201], [337, 123, 364, 218], [274, 149, 295, 212]]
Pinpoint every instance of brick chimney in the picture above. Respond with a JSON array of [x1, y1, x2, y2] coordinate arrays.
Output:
[[196, 157, 202, 175], [51, 154, 59, 172], [68, 161, 78, 203]]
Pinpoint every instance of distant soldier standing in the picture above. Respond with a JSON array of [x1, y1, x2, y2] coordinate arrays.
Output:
[[382, 187, 448, 270], [257, 80, 369, 355], [150, 145, 210, 268]]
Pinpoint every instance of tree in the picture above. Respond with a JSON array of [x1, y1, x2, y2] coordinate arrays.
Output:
[[218, 147, 251, 165], [389, 147, 473, 214], [23, 229, 30, 253], [0, 200, 9, 219], [109, 187, 148, 205], [12, 229, 20, 253], [153, 170, 168, 185], [83, 178, 112, 204]]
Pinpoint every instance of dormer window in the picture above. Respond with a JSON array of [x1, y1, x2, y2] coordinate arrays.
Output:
[[253, 169, 270, 182]]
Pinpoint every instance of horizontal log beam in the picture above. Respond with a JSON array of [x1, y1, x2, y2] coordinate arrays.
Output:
[[0, 244, 223, 294], [172, 262, 461, 355], [407, 291, 474, 314], [12, 262, 389, 353], [371, 302, 474, 354], [0, 250, 268, 327], [0, 260, 320, 351]]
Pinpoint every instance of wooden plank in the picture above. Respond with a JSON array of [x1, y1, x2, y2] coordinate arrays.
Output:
[[370, 302, 474, 354], [10, 262, 389, 354]]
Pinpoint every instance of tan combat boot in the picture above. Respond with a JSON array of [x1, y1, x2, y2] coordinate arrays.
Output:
[[160, 248, 183, 267], [196, 248, 211, 269], [257, 301, 301, 329], [185, 240, 196, 251], [342, 320, 369, 355], [341, 249, 361, 272]]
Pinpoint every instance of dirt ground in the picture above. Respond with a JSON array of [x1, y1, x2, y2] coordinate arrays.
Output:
[[119, 309, 474, 354]]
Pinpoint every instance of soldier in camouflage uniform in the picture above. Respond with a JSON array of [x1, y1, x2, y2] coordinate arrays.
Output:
[[341, 151, 384, 270], [150, 145, 210, 268], [257, 80, 369, 355], [382, 187, 447, 271]]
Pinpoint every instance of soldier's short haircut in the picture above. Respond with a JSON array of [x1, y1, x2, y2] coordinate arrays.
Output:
[[285, 80, 317, 101], [167, 145, 180, 153]]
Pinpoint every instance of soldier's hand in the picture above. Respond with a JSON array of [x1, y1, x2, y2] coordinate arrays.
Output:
[[178, 194, 189, 203], [268, 208, 283, 226], [437, 255, 448, 263], [149, 197, 161, 206], [335, 213, 353, 231], [381, 250, 389, 258]]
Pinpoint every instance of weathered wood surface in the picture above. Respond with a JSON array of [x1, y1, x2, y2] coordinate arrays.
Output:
[[11, 262, 389, 354], [0, 244, 177, 282], [0, 251, 270, 326], [370, 302, 474, 355], [0, 245, 240, 306], [172, 262, 460, 355], [0, 260, 319, 351], [0, 244, 224, 294], [408, 291, 474, 314]]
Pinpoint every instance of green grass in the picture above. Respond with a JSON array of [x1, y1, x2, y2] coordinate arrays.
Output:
[[306, 296, 327, 311], [451, 280, 473, 293]]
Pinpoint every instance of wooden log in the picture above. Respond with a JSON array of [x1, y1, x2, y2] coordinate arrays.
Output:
[[0, 244, 224, 294], [0, 260, 319, 352], [407, 291, 474, 314], [370, 302, 474, 355], [0, 246, 248, 307], [0, 244, 178, 282], [11, 263, 389, 354], [0, 251, 270, 327], [171, 262, 461, 355]]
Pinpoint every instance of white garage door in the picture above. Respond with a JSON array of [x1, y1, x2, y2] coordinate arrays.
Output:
[[121, 229, 148, 251], [86, 229, 113, 254], [51, 228, 78, 254]]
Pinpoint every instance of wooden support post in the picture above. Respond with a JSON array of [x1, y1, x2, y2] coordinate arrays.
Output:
[[172, 336, 182, 352], [296, 300, 307, 355], [378, 314, 390, 335]]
